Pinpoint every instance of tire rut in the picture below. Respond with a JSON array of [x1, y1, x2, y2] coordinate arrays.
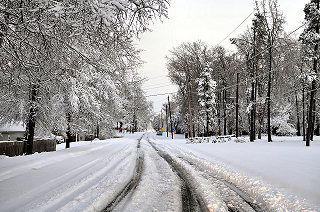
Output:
[[148, 141, 209, 212], [179, 156, 267, 212], [103, 136, 144, 212]]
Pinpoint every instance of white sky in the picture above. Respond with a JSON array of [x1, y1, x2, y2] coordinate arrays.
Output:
[[137, 0, 309, 114]]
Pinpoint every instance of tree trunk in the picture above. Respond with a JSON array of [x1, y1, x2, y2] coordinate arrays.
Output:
[[26, 84, 38, 155], [315, 121, 320, 136], [193, 124, 195, 139], [258, 99, 267, 139], [306, 0, 319, 145], [217, 91, 221, 136], [302, 86, 306, 141], [306, 81, 315, 146], [66, 112, 71, 148], [267, 44, 272, 142], [257, 80, 262, 140], [96, 122, 99, 138], [254, 78, 257, 139], [295, 92, 301, 136], [223, 88, 227, 135], [133, 113, 137, 133], [26, 108, 35, 155], [206, 111, 209, 137], [311, 99, 316, 141]]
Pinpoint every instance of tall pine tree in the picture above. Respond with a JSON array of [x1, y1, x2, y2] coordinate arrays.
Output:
[[300, 0, 320, 146]]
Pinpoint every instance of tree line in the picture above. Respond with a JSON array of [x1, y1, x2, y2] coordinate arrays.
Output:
[[0, 0, 169, 154], [161, 0, 319, 146]]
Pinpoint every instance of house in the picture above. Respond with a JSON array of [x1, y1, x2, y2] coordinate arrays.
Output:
[[0, 123, 26, 141]]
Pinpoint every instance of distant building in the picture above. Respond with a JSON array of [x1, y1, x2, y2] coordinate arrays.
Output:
[[0, 123, 26, 141]]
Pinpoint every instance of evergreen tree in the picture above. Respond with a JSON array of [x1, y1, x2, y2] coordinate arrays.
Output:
[[196, 64, 216, 136], [300, 0, 320, 146]]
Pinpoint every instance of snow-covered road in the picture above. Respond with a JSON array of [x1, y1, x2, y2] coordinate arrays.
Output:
[[0, 133, 319, 211], [0, 136, 138, 212]]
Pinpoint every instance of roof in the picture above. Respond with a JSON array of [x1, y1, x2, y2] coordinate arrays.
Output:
[[0, 122, 26, 132]]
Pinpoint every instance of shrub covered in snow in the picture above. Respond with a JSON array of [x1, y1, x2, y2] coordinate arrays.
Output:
[[271, 114, 296, 136]]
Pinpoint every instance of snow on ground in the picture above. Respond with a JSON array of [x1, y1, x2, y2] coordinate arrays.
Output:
[[150, 133, 320, 211], [113, 139, 181, 211], [0, 135, 139, 212], [0, 132, 319, 211]]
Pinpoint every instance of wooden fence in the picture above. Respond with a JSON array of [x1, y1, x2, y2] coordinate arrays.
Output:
[[0, 139, 56, 157]]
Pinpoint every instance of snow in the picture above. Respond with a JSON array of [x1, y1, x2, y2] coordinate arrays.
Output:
[[0, 137, 138, 212], [113, 139, 181, 211], [151, 134, 320, 210], [0, 122, 25, 132], [0, 133, 319, 211]]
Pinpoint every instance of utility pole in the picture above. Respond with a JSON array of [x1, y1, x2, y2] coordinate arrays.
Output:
[[250, 24, 256, 142], [168, 96, 173, 139], [187, 74, 193, 141], [166, 104, 168, 137], [160, 109, 163, 131], [236, 73, 239, 138], [205, 74, 209, 137], [217, 90, 221, 136], [223, 85, 227, 135]]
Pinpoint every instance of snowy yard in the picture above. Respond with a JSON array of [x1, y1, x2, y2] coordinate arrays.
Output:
[[0, 133, 319, 211]]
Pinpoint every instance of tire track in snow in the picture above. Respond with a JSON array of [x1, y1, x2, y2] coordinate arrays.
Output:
[[148, 140, 209, 212], [103, 135, 144, 212], [179, 156, 265, 212]]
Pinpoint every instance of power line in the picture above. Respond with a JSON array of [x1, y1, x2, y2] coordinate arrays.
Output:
[[217, 9, 256, 46], [178, 22, 307, 96], [144, 74, 169, 81], [145, 92, 176, 97], [143, 82, 174, 89], [146, 4, 258, 110], [152, 8, 306, 113], [144, 7, 258, 96], [216, 1, 270, 46], [144, 84, 176, 91]]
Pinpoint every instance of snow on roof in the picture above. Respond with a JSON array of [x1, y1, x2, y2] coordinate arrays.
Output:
[[0, 122, 26, 132]]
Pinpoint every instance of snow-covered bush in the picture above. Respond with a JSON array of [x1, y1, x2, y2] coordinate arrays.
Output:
[[271, 113, 296, 136]]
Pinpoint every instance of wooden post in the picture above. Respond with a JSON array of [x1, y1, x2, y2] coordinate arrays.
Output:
[[223, 86, 227, 135], [168, 96, 173, 139], [236, 73, 239, 138], [187, 75, 193, 141], [166, 105, 168, 137]]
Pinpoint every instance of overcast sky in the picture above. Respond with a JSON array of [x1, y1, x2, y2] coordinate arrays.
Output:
[[137, 0, 309, 114]]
